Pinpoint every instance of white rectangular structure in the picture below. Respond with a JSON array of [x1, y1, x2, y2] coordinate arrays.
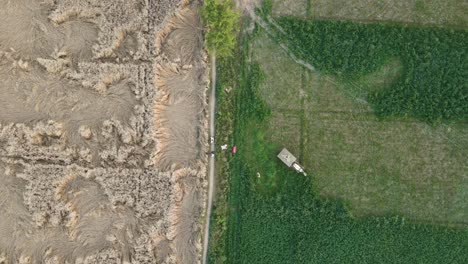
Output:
[[277, 148, 297, 167]]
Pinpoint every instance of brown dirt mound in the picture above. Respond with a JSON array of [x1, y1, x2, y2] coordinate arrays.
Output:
[[153, 2, 208, 263], [153, 6, 208, 171]]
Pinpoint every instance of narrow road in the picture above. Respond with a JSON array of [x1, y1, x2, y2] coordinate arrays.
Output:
[[202, 52, 216, 264]]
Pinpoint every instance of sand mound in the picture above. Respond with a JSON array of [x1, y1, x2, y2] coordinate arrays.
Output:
[[153, 3, 208, 264], [154, 8, 208, 171], [167, 169, 204, 264]]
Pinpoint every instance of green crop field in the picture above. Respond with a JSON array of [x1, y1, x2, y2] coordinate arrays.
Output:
[[208, 33, 467, 264], [208, 0, 468, 263], [275, 18, 468, 122], [253, 31, 468, 225]]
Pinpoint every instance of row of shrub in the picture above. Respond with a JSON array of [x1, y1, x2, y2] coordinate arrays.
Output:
[[275, 17, 468, 122]]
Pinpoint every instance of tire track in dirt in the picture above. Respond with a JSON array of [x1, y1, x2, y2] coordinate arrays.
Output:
[[201, 53, 216, 264]]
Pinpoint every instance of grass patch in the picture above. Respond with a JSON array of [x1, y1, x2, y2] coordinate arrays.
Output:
[[309, 0, 468, 28], [243, 124, 279, 193], [271, 0, 308, 18], [341, 58, 404, 100]]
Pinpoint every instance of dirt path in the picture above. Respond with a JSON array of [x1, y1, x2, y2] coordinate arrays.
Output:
[[202, 52, 216, 264], [238, 0, 316, 72], [258, 15, 316, 71]]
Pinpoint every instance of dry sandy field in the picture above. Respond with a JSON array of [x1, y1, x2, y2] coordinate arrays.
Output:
[[0, 0, 208, 263]]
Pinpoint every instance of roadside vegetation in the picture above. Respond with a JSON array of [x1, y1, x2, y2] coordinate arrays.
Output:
[[201, 0, 241, 57], [207, 46, 237, 264]]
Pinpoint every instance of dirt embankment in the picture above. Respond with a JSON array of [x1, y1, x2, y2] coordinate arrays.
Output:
[[0, 0, 207, 263], [153, 2, 209, 263]]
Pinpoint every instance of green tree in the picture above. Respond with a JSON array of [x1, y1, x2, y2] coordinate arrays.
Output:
[[201, 0, 240, 57]]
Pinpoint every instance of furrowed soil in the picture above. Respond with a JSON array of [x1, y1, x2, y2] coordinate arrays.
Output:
[[0, 0, 208, 263], [311, 0, 467, 27]]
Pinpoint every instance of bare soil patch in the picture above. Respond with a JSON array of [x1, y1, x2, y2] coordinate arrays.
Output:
[[0, 0, 208, 263]]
